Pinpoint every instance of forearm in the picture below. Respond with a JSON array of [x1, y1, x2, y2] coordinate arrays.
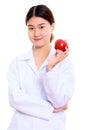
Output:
[[9, 91, 54, 120], [42, 61, 75, 108]]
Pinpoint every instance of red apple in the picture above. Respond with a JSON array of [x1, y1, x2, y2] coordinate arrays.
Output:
[[55, 39, 68, 52]]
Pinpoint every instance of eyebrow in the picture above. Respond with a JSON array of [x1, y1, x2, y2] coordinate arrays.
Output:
[[27, 23, 46, 27]]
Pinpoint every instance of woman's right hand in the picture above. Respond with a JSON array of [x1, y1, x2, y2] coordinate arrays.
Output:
[[53, 104, 68, 113]]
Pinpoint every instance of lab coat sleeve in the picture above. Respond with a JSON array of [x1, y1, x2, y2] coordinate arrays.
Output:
[[41, 59, 75, 108], [7, 58, 54, 120]]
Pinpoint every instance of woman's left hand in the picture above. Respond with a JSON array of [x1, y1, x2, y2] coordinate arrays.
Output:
[[53, 104, 68, 113], [47, 47, 69, 71]]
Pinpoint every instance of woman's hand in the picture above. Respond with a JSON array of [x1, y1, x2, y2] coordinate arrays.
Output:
[[53, 104, 68, 113], [47, 47, 69, 71]]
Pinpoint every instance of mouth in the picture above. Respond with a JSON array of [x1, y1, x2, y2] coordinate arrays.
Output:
[[33, 38, 43, 43], [34, 37, 42, 41]]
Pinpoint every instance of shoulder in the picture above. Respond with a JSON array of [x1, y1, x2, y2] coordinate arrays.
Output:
[[8, 48, 32, 68], [61, 57, 73, 67], [60, 57, 73, 69], [53, 57, 74, 74], [11, 48, 32, 62]]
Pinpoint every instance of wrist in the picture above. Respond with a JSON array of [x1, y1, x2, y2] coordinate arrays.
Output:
[[47, 64, 54, 71]]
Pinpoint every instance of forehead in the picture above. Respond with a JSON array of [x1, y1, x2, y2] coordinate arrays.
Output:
[[27, 16, 50, 26]]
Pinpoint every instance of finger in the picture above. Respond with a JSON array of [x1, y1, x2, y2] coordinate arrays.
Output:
[[64, 51, 69, 57], [56, 49, 63, 54], [56, 52, 62, 57], [56, 50, 64, 57], [65, 47, 69, 52], [64, 48, 69, 57]]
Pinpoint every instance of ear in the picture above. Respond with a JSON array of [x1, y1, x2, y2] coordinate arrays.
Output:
[[51, 23, 55, 32]]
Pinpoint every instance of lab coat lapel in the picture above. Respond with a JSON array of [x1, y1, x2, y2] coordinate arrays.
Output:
[[22, 46, 55, 73], [21, 48, 38, 73]]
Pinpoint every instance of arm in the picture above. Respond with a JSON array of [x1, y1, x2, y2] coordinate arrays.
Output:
[[41, 49, 75, 108], [7, 58, 54, 120]]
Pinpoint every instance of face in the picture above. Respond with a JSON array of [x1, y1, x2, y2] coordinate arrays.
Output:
[[27, 17, 54, 48]]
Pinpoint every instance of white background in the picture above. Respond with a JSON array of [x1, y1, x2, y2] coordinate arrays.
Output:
[[0, 0, 87, 130]]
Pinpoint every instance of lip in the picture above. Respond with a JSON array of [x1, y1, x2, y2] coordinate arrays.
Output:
[[34, 37, 42, 41]]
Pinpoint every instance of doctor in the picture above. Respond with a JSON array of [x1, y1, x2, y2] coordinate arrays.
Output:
[[7, 4, 74, 130]]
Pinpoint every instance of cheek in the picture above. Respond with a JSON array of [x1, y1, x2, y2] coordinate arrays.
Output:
[[28, 31, 32, 39], [42, 29, 51, 36]]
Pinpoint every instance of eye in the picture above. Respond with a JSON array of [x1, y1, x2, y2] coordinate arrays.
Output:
[[28, 27, 34, 30], [39, 26, 45, 29]]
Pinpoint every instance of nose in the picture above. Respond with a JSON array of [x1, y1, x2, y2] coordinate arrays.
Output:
[[34, 28, 40, 36]]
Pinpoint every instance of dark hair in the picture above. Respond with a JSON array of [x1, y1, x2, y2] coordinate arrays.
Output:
[[25, 4, 55, 42]]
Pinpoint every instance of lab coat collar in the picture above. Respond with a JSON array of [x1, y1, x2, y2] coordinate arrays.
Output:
[[19, 45, 55, 61], [19, 46, 33, 61], [19, 45, 55, 73]]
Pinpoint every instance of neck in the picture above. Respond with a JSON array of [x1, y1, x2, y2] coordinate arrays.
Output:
[[32, 44, 51, 69], [33, 44, 51, 54]]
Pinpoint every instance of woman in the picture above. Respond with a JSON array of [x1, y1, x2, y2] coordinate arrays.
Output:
[[7, 4, 74, 130]]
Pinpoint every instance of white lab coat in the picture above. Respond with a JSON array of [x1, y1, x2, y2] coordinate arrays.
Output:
[[7, 46, 75, 130]]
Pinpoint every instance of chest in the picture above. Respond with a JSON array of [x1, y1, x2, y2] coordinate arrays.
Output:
[[17, 60, 47, 98]]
